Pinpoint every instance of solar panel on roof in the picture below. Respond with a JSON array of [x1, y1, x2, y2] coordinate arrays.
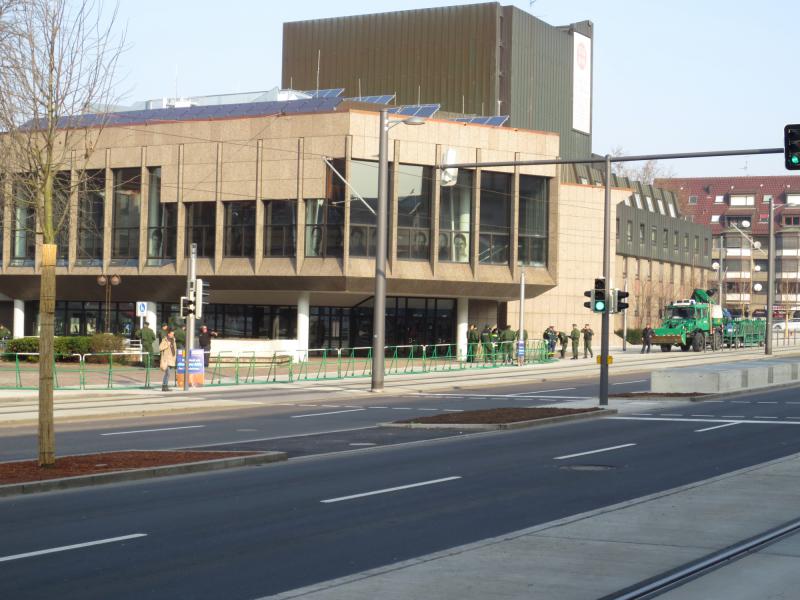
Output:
[[387, 104, 440, 118], [450, 115, 509, 127], [304, 88, 345, 99], [344, 94, 396, 105]]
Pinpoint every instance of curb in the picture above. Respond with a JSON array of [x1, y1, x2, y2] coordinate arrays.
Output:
[[0, 450, 287, 498], [379, 408, 617, 431]]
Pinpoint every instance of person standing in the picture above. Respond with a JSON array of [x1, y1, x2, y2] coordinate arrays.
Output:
[[490, 325, 500, 363], [175, 324, 186, 350], [570, 324, 581, 360], [467, 324, 480, 362], [198, 325, 218, 368], [158, 330, 177, 392], [480, 325, 493, 363], [558, 330, 569, 359], [138, 321, 156, 365], [582, 323, 594, 358], [641, 324, 654, 354], [159, 323, 169, 342], [501, 324, 515, 364]]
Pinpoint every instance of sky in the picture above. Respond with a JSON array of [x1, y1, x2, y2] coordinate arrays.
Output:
[[110, 0, 800, 178]]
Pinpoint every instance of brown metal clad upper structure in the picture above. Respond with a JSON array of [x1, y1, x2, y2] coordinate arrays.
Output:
[[282, 2, 592, 160]]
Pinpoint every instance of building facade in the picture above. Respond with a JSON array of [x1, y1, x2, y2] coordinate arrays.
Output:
[[282, 2, 593, 160], [657, 176, 800, 318]]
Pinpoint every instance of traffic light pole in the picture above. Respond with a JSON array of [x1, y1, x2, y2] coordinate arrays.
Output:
[[184, 243, 197, 391], [600, 155, 612, 406]]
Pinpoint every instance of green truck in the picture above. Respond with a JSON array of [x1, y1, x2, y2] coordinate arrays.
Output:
[[653, 289, 765, 352]]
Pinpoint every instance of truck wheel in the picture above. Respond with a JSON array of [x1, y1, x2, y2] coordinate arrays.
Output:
[[680, 344, 690, 352], [660, 344, 672, 352], [714, 331, 722, 351], [692, 333, 704, 352]]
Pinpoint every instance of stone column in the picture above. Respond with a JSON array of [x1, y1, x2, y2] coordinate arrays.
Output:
[[13, 299, 25, 338], [297, 291, 310, 362], [457, 296, 469, 361]]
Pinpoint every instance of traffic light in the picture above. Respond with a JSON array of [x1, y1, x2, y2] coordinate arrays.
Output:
[[785, 124, 800, 170], [584, 289, 594, 310], [179, 295, 195, 319], [593, 278, 607, 313], [615, 289, 630, 313], [194, 278, 210, 319]]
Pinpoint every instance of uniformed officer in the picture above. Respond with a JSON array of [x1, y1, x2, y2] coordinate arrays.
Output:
[[467, 324, 480, 362], [480, 325, 493, 363], [501, 324, 515, 364], [558, 330, 569, 359], [570, 324, 581, 360], [582, 323, 594, 358], [138, 321, 156, 364]]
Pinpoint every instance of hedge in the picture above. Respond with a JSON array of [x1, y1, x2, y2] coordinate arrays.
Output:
[[3, 335, 128, 362]]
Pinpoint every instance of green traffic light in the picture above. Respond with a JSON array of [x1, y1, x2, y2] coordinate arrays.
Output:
[[594, 301, 606, 311], [792, 155, 800, 165]]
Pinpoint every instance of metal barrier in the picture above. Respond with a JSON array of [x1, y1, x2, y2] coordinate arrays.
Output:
[[0, 338, 554, 390]]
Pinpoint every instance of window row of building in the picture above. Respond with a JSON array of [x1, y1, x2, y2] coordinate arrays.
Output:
[[3, 162, 549, 268]]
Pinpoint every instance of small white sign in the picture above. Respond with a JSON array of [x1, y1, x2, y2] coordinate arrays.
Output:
[[136, 302, 148, 317]]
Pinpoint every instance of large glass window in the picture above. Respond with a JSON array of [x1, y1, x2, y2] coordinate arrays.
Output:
[[53, 172, 71, 265], [264, 200, 296, 257], [306, 162, 344, 258], [479, 171, 511, 264], [396, 165, 433, 260], [201, 304, 297, 339], [146, 167, 177, 262], [111, 168, 141, 262], [518, 175, 548, 266], [439, 170, 473, 263], [11, 183, 35, 265], [185, 202, 216, 258], [223, 201, 256, 257], [349, 160, 378, 258], [31, 301, 134, 337], [77, 170, 104, 264]]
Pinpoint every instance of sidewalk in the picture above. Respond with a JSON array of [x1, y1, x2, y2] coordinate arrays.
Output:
[[265, 451, 800, 600], [0, 345, 798, 425]]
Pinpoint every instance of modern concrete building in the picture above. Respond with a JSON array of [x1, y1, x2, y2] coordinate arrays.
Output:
[[657, 176, 800, 318], [282, 2, 594, 160]]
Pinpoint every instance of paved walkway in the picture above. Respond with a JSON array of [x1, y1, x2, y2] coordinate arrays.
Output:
[[264, 451, 800, 599], [0, 345, 798, 425]]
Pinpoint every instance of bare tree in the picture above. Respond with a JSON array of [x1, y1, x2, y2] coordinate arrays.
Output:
[[0, 0, 123, 466], [610, 146, 677, 185]]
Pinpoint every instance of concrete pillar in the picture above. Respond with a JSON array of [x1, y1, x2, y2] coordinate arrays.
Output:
[[297, 292, 310, 361], [13, 299, 24, 338], [457, 297, 469, 361], [145, 301, 158, 331]]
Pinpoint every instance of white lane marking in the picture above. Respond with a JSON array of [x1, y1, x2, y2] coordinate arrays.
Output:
[[661, 413, 683, 417], [101, 425, 205, 436], [611, 379, 648, 386], [754, 416, 778, 419], [722, 415, 746, 419], [0, 534, 147, 563], [443, 409, 464, 412], [631, 413, 653, 416], [349, 443, 376, 447], [321, 476, 462, 504], [696, 422, 739, 433], [418, 408, 439, 411], [554, 443, 636, 461], [701, 401, 725, 403], [368, 406, 389, 409], [320, 405, 342, 408], [291, 409, 366, 419], [611, 416, 800, 426], [788, 417, 800, 420], [731, 401, 751, 404], [510, 387, 577, 395], [757, 402, 778, 405], [691, 414, 715, 418], [392, 407, 413, 410]]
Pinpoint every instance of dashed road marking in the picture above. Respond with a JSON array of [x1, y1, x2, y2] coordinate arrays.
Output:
[[101, 425, 205, 436], [754, 416, 779, 419], [696, 422, 739, 433], [321, 476, 462, 503], [291, 409, 366, 418], [555, 443, 636, 461], [0, 534, 148, 563]]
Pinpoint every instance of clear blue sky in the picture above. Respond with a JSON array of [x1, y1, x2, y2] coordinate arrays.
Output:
[[113, 0, 799, 177]]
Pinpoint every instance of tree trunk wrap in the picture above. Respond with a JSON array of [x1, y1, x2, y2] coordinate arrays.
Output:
[[38, 244, 57, 466]]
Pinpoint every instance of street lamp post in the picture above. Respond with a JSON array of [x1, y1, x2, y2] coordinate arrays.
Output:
[[96, 274, 121, 333], [371, 109, 425, 392]]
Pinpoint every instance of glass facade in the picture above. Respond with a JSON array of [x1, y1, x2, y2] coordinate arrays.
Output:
[[26, 301, 136, 338], [53, 172, 71, 265], [146, 167, 177, 263], [11, 184, 35, 265], [264, 200, 296, 257], [348, 160, 379, 257], [518, 175, 548, 266], [202, 304, 297, 339], [111, 168, 141, 262], [396, 165, 433, 260], [479, 171, 511, 264], [439, 170, 473, 263], [223, 201, 256, 257], [185, 202, 216, 257], [77, 170, 104, 265]]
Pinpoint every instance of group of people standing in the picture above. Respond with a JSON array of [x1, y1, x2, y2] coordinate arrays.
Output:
[[136, 321, 218, 392], [466, 324, 528, 365], [542, 324, 594, 360]]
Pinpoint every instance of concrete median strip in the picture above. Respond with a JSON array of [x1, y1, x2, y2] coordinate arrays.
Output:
[[0, 451, 287, 498]]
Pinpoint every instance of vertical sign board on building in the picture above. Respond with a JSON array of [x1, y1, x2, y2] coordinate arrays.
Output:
[[176, 349, 205, 387], [572, 32, 592, 135]]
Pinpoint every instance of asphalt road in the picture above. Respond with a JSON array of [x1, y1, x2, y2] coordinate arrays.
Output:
[[0, 371, 650, 461], [2, 385, 800, 599]]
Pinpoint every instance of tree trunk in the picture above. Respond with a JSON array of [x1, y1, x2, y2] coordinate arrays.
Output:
[[38, 243, 57, 466]]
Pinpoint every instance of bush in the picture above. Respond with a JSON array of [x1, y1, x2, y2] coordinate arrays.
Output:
[[54, 336, 92, 359], [615, 328, 643, 345], [4, 337, 39, 357], [86, 334, 129, 364]]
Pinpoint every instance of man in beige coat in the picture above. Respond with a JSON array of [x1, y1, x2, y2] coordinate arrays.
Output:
[[159, 330, 177, 391]]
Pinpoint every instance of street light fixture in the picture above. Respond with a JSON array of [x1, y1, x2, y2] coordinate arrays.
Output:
[[372, 109, 425, 392], [97, 274, 121, 333]]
